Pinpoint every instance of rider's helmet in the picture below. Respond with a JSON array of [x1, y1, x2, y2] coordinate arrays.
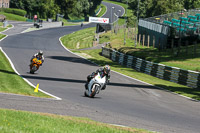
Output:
[[103, 65, 110, 74], [38, 50, 43, 56]]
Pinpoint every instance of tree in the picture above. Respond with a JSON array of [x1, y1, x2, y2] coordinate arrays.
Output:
[[72, 0, 90, 19], [89, 0, 102, 16], [10, 0, 24, 9], [184, 0, 200, 9], [55, 0, 76, 19], [129, 0, 184, 18], [10, 0, 103, 20], [129, 0, 149, 18]]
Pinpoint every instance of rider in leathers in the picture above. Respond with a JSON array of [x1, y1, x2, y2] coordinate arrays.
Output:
[[85, 65, 110, 90], [30, 50, 44, 68]]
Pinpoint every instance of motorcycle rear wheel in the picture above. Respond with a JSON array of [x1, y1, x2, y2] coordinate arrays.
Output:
[[30, 70, 34, 74], [84, 91, 88, 97]]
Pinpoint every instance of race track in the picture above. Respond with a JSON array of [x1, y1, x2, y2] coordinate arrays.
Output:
[[0, 2, 200, 133]]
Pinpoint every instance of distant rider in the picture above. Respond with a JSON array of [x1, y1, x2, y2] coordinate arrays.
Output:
[[85, 65, 111, 90], [30, 50, 44, 67]]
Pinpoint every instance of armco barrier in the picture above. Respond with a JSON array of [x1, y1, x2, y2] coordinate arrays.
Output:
[[102, 47, 200, 89]]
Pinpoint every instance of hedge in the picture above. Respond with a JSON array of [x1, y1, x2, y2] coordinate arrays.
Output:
[[2, 8, 26, 17]]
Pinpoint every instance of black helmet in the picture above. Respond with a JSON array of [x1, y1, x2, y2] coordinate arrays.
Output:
[[38, 50, 43, 56], [103, 65, 110, 74]]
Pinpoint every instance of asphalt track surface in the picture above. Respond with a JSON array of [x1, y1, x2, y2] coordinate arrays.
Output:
[[1, 2, 200, 133]]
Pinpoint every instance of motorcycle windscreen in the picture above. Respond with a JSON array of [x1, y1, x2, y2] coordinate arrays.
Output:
[[95, 73, 106, 84]]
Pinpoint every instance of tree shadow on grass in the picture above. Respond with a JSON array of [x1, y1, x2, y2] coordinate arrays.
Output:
[[0, 69, 17, 75]]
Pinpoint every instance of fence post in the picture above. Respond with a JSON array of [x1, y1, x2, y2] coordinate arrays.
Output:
[[143, 34, 145, 47], [170, 67, 180, 83], [139, 34, 141, 47]]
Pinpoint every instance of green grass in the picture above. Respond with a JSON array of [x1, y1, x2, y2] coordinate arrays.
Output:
[[60, 27, 200, 101], [61, 27, 96, 49], [99, 28, 135, 48], [64, 22, 80, 26], [0, 22, 12, 32], [96, 4, 107, 17], [116, 45, 200, 71], [0, 12, 26, 21], [0, 34, 6, 39], [61, 18, 80, 26], [7, 24, 12, 28], [0, 27, 7, 32], [0, 108, 151, 133], [0, 39, 51, 98]]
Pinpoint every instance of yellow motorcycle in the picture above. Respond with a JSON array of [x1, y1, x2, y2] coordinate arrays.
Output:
[[30, 58, 42, 74]]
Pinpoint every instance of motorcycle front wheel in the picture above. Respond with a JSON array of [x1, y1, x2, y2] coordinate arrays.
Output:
[[89, 85, 98, 98]]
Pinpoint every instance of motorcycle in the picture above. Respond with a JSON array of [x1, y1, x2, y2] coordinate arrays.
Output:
[[30, 57, 42, 74], [84, 72, 106, 98]]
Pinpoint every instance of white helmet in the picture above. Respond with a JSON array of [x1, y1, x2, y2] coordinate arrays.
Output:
[[38, 50, 43, 56]]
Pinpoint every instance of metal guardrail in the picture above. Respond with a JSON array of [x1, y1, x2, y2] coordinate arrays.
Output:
[[102, 47, 200, 89]]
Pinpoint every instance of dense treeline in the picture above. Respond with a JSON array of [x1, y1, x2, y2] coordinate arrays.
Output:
[[10, 0, 102, 20], [9, 0, 200, 20], [116, 0, 200, 18]]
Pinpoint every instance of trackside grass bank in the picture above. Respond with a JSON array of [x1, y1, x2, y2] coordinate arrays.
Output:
[[0, 12, 26, 21], [61, 27, 96, 49], [61, 28, 200, 101], [0, 108, 151, 133]]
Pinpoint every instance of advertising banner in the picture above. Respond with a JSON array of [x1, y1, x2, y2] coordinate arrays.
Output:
[[89, 17, 109, 24]]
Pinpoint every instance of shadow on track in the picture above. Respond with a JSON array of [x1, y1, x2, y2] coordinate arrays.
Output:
[[21, 75, 158, 89], [46, 56, 96, 66]]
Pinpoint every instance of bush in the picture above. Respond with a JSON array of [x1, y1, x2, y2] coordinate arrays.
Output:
[[127, 14, 137, 28], [2, 8, 26, 16]]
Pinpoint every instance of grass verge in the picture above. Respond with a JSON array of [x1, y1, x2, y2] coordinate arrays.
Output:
[[0, 108, 151, 133], [0, 27, 7, 32], [0, 22, 12, 32], [0, 12, 26, 21], [0, 34, 6, 39], [62, 18, 81, 26], [61, 27, 96, 49]]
